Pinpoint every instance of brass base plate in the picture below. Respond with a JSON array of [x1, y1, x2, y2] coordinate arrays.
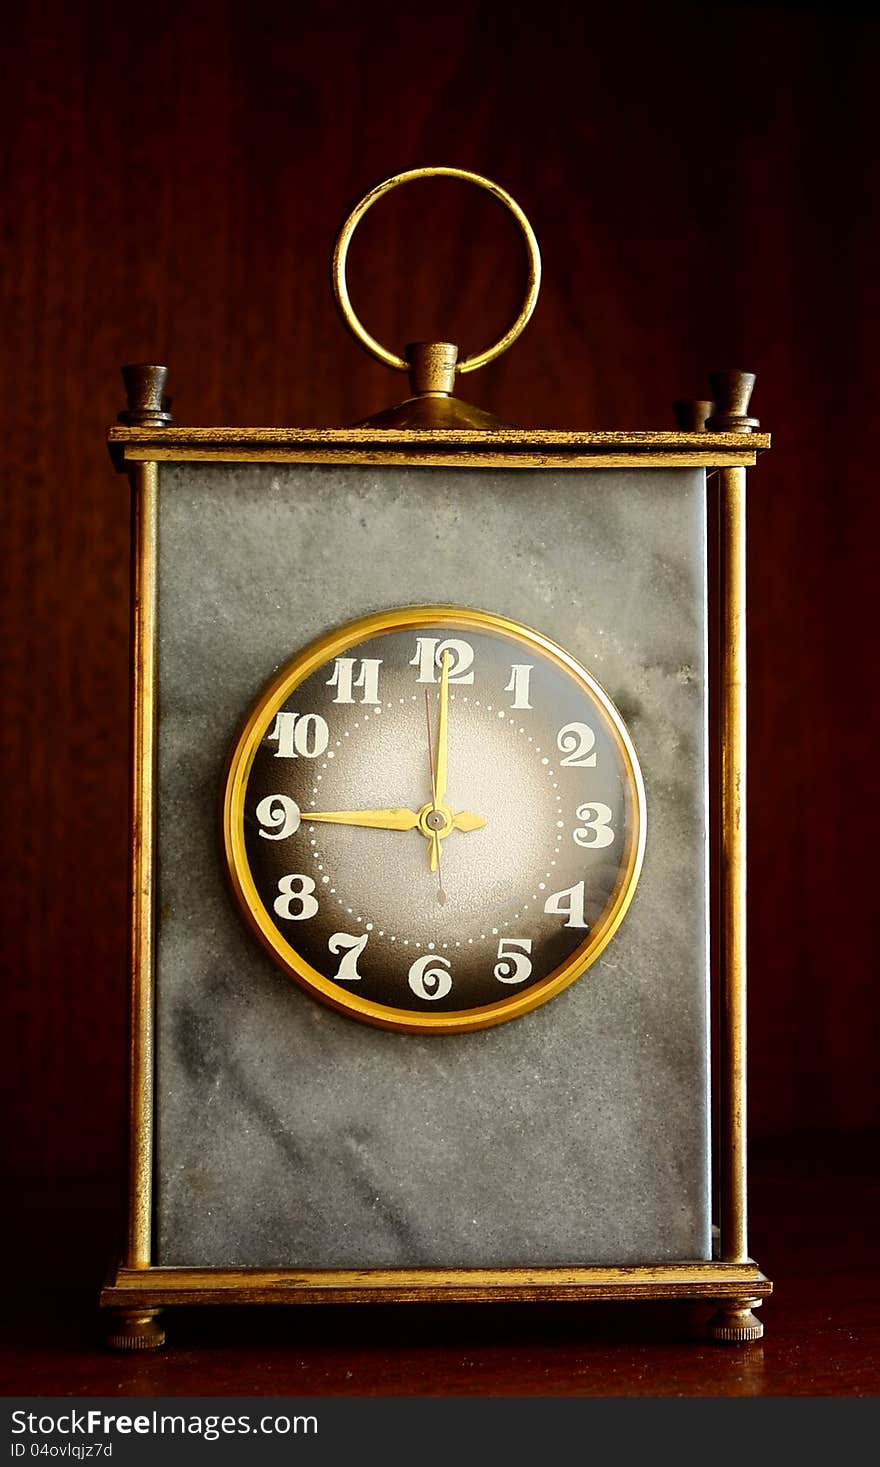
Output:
[[101, 1259, 772, 1309]]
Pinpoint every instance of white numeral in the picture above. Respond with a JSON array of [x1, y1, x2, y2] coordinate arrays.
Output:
[[326, 657, 382, 706], [544, 880, 589, 929], [408, 953, 452, 1000], [494, 938, 533, 984], [574, 803, 615, 849], [329, 931, 368, 981], [557, 722, 597, 767], [505, 664, 533, 710], [410, 637, 475, 684], [273, 874, 319, 921], [266, 711, 330, 759], [255, 795, 301, 840]]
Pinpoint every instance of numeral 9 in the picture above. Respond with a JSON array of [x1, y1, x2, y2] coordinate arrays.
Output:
[[255, 795, 301, 840]]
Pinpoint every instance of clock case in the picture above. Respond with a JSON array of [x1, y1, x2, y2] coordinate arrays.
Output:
[[100, 367, 772, 1348]]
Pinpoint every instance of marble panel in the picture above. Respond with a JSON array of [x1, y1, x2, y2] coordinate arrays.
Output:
[[154, 462, 710, 1267]]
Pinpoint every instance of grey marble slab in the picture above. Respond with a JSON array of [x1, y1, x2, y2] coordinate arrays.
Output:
[[154, 461, 710, 1267]]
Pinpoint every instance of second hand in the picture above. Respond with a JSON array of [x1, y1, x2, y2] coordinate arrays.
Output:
[[423, 687, 447, 906]]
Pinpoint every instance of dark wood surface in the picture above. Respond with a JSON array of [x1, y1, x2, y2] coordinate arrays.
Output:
[[1, 0, 878, 1232], [3, 1140, 877, 1397]]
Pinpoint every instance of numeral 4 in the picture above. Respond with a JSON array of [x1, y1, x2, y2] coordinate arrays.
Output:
[[494, 938, 533, 984], [326, 657, 382, 705], [410, 637, 474, 684], [329, 931, 368, 981], [544, 881, 589, 929], [266, 711, 329, 758]]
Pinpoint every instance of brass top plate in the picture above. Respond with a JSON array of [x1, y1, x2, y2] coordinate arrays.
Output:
[[109, 425, 770, 470]]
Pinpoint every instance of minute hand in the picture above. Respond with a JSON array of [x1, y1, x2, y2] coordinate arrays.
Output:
[[307, 808, 421, 831], [434, 648, 450, 805]]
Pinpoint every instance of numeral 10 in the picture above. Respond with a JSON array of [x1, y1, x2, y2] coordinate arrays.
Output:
[[267, 711, 329, 758]]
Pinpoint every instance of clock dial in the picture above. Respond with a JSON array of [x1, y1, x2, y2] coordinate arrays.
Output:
[[223, 606, 646, 1032]]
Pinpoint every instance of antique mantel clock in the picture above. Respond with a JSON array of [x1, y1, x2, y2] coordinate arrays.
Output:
[[101, 167, 771, 1348]]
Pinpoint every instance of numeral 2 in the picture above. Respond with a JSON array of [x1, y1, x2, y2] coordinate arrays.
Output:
[[557, 722, 597, 767]]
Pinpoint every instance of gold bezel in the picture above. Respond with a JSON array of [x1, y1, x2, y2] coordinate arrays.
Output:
[[222, 604, 647, 1034]]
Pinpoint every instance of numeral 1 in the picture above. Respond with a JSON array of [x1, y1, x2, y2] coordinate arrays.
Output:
[[504, 664, 533, 710], [326, 657, 382, 705], [544, 880, 589, 929], [266, 711, 330, 758], [409, 637, 475, 684]]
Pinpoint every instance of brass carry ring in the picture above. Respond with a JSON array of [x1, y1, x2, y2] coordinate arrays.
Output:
[[332, 166, 542, 375]]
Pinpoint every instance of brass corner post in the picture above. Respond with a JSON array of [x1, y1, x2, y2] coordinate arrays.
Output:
[[119, 364, 173, 427], [706, 369, 762, 1344], [673, 399, 716, 432], [120, 367, 168, 1344]]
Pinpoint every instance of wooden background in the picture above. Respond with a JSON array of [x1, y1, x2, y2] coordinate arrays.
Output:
[[1, 0, 877, 1198]]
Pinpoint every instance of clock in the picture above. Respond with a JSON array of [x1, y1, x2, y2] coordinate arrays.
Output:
[[222, 605, 646, 1033], [100, 167, 772, 1351]]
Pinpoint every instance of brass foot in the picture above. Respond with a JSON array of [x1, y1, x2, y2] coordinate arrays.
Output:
[[105, 1307, 165, 1351], [705, 1297, 764, 1344]]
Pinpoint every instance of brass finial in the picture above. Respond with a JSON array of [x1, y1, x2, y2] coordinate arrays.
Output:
[[673, 399, 716, 432], [118, 364, 173, 426], [406, 342, 459, 396], [706, 371, 759, 432]]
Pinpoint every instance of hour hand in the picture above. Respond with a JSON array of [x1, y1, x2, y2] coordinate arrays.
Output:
[[307, 808, 421, 831], [451, 810, 487, 832]]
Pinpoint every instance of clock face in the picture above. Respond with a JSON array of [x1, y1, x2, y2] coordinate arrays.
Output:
[[223, 607, 646, 1033]]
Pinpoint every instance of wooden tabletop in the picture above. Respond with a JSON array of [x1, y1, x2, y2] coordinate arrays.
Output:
[[3, 1137, 877, 1398]]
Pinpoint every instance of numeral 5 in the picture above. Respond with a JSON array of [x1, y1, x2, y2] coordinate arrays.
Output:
[[494, 938, 533, 984]]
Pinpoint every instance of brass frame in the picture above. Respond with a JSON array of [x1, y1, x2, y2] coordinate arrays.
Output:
[[102, 424, 771, 1347], [222, 603, 646, 1034]]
